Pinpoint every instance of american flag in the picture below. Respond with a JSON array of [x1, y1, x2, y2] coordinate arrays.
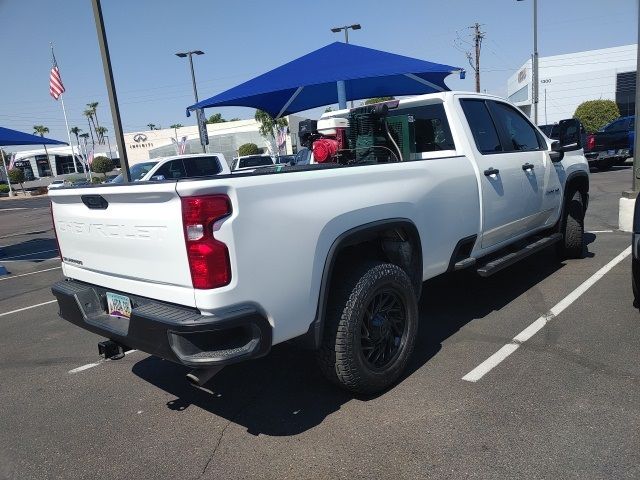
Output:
[[49, 49, 65, 100], [87, 149, 94, 166], [8, 153, 16, 170], [171, 136, 188, 155]]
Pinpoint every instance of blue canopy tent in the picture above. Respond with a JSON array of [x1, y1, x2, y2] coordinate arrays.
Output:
[[187, 42, 464, 118], [0, 126, 67, 147], [0, 128, 65, 274]]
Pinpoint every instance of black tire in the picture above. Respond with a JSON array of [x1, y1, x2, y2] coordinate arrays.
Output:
[[557, 190, 585, 259], [316, 261, 418, 395]]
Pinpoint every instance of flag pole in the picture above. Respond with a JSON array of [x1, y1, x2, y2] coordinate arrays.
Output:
[[1, 150, 14, 197], [50, 43, 77, 174]]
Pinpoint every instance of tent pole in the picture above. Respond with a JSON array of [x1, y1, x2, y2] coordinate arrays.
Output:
[[337, 81, 347, 110], [1, 149, 14, 197]]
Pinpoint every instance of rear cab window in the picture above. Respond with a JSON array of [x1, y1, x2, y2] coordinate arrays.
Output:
[[184, 156, 221, 177]]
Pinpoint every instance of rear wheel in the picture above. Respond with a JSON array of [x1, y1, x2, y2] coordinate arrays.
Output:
[[317, 261, 418, 394], [557, 190, 585, 259]]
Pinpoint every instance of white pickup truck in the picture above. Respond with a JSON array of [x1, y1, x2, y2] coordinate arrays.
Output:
[[50, 92, 589, 394]]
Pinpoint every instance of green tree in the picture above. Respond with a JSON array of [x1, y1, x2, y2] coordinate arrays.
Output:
[[238, 143, 260, 156], [90, 156, 113, 178], [254, 109, 288, 139], [87, 102, 101, 143], [206, 113, 226, 124], [147, 123, 157, 130], [324, 106, 334, 113], [95, 126, 108, 140], [33, 125, 52, 175], [574, 100, 620, 133], [84, 109, 96, 145], [8, 168, 25, 194], [170, 123, 184, 129], [364, 96, 395, 105], [228, 118, 241, 122]]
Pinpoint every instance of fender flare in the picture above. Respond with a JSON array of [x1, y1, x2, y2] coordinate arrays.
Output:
[[304, 218, 422, 349]]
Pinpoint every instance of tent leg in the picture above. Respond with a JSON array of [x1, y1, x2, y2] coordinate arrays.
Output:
[[337, 80, 347, 110]]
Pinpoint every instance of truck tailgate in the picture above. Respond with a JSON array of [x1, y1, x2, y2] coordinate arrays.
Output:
[[50, 182, 194, 304]]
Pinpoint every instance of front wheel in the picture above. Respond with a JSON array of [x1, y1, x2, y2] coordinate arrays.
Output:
[[317, 261, 418, 394], [557, 190, 585, 259]]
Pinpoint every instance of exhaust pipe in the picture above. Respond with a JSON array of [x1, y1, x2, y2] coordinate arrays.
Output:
[[186, 366, 224, 387]]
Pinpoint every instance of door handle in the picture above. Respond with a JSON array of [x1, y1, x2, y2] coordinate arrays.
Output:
[[522, 163, 534, 171], [484, 167, 499, 176]]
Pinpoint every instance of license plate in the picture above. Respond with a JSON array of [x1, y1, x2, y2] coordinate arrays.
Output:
[[608, 149, 616, 156], [106, 292, 132, 319]]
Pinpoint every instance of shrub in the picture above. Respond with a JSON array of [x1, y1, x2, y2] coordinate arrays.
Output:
[[91, 176, 103, 184], [238, 143, 259, 156], [8, 168, 24, 185], [574, 100, 620, 133], [364, 96, 395, 105], [90, 156, 113, 178], [0, 184, 10, 193]]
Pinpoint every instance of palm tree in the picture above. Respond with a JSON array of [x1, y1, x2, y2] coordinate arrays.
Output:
[[78, 132, 90, 172], [87, 102, 101, 142], [83, 109, 96, 146], [147, 123, 156, 130], [69, 126, 83, 173], [33, 125, 53, 176], [96, 126, 108, 141], [169, 124, 183, 129]]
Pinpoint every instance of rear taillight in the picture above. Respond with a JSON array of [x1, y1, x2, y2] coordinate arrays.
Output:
[[586, 134, 595, 151], [50, 202, 63, 261], [181, 195, 232, 289]]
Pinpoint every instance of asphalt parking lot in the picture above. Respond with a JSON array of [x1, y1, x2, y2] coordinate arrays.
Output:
[[0, 166, 638, 480]]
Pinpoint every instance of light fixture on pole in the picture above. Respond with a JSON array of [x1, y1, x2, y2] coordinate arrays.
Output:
[[517, 0, 538, 124], [176, 50, 207, 153], [330, 24, 362, 109]]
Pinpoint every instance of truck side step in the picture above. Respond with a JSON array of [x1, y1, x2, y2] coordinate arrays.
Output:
[[453, 257, 476, 270], [476, 233, 562, 277]]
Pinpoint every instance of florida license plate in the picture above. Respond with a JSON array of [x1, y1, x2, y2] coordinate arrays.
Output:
[[106, 292, 132, 319]]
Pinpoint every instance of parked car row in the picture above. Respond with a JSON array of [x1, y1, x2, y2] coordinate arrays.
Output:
[[541, 115, 635, 171]]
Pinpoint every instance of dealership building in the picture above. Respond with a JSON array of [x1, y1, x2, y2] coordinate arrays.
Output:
[[507, 44, 636, 125], [124, 115, 308, 166]]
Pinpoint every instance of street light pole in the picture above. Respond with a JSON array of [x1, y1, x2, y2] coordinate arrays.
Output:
[[331, 24, 361, 109], [176, 50, 206, 153], [90, 0, 130, 182], [518, 0, 538, 124]]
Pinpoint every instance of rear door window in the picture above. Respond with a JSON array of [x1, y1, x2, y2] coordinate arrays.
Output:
[[460, 99, 502, 154], [183, 156, 221, 177], [154, 159, 187, 180]]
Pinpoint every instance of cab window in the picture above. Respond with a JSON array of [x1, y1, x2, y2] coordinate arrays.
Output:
[[183, 156, 221, 177], [488, 101, 544, 152]]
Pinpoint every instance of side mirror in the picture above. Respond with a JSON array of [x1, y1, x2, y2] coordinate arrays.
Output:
[[550, 141, 564, 163], [557, 118, 582, 151]]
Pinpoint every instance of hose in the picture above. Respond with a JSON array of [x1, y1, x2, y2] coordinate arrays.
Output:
[[384, 120, 403, 162]]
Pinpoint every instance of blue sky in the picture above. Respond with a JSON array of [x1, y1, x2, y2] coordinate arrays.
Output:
[[0, 0, 636, 144]]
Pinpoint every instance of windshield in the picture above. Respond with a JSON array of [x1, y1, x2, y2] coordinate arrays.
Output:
[[111, 161, 158, 183], [238, 156, 273, 169]]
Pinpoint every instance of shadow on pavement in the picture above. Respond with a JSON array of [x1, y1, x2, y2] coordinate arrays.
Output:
[[132, 248, 579, 437], [0, 237, 58, 264]]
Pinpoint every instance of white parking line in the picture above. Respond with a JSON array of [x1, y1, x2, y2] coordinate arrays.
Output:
[[0, 299, 57, 318], [462, 246, 632, 382], [0, 207, 28, 212], [68, 349, 139, 374], [587, 230, 614, 233], [0, 266, 61, 281], [1, 249, 57, 260]]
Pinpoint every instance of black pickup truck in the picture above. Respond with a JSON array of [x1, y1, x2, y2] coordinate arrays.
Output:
[[584, 115, 634, 170]]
